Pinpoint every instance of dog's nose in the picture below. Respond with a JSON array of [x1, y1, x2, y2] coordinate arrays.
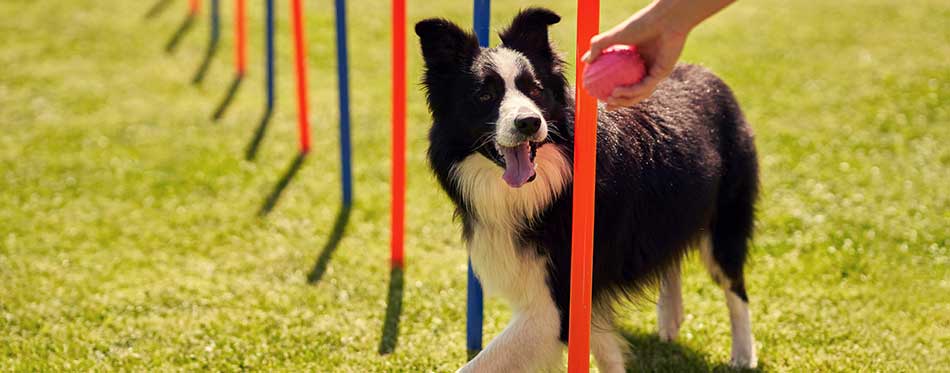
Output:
[[515, 117, 541, 136]]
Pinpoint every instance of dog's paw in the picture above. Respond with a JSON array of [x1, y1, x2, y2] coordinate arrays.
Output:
[[455, 361, 477, 373], [656, 302, 683, 342], [657, 321, 680, 342], [729, 353, 758, 369]]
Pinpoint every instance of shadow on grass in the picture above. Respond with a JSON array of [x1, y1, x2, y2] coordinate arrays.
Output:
[[244, 107, 273, 161], [306, 204, 352, 284], [258, 152, 306, 216], [212, 74, 244, 120], [164, 14, 195, 53], [191, 38, 219, 84], [377, 266, 405, 355], [621, 331, 762, 373], [144, 0, 173, 20]]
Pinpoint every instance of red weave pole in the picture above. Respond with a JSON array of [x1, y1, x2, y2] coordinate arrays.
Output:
[[189, 0, 200, 15], [290, 0, 311, 153], [567, 0, 599, 371], [390, 0, 406, 268], [234, 0, 247, 75]]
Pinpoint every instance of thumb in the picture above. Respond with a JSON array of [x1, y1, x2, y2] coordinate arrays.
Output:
[[582, 32, 617, 63], [582, 17, 652, 63]]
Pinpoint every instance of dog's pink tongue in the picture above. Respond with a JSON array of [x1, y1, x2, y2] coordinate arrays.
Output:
[[501, 143, 535, 188]]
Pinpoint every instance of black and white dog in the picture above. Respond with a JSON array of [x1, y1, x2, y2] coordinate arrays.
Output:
[[416, 8, 759, 372]]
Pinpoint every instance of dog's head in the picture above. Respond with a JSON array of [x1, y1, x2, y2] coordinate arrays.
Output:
[[417, 8, 569, 188]]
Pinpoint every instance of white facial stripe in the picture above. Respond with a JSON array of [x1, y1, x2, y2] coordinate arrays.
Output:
[[488, 48, 548, 147], [490, 48, 529, 90]]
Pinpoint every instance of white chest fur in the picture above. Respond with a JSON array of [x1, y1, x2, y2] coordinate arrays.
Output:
[[451, 144, 572, 308]]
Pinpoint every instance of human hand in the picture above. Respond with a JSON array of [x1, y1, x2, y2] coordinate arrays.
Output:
[[581, 9, 688, 110], [581, 0, 733, 110]]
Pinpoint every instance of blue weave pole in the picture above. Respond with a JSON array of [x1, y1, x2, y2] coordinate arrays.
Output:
[[244, 0, 276, 160], [335, 0, 353, 207], [192, 0, 220, 84], [211, 0, 219, 47], [466, 0, 490, 358], [465, 258, 484, 358], [266, 0, 275, 112]]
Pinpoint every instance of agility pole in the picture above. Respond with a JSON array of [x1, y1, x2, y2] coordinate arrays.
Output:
[[466, 0, 491, 358], [212, 0, 247, 120], [290, 0, 311, 153], [335, 0, 353, 206], [234, 0, 246, 77], [243, 0, 276, 160], [391, 0, 406, 269], [192, 0, 220, 84], [164, 0, 201, 52], [567, 0, 599, 370], [265, 0, 275, 115]]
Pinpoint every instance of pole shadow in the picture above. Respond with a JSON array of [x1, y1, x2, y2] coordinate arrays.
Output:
[[191, 39, 219, 84], [244, 107, 273, 161], [258, 152, 307, 216], [620, 331, 763, 373], [192, 0, 220, 84], [306, 204, 352, 284], [164, 14, 196, 53], [144, 0, 173, 20], [377, 266, 405, 355], [212, 75, 244, 120]]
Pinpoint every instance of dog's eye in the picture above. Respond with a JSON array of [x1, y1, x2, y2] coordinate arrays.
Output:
[[477, 92, 494, 103], [528, 81, 544, 99]]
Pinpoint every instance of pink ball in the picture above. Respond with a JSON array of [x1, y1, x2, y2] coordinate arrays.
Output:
[[583, 45, 646, 101]]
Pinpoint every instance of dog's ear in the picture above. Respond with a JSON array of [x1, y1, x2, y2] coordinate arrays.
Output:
[[416, 19, 480, 73], [499, 8, 561, 72]]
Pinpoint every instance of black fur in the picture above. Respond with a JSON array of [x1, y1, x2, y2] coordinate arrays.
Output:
[[417, 8, 758, 342]]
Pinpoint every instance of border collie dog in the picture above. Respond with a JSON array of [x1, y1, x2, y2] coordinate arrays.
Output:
[[417, 8, 759, 372]]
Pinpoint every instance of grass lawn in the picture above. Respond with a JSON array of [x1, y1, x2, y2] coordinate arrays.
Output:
[[1, 0, 947, 371]]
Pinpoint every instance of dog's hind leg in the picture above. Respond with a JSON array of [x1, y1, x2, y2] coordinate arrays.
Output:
[[701, 232, 757, 368], [657, 262, 684, 342], [703, 96, 759, 368]]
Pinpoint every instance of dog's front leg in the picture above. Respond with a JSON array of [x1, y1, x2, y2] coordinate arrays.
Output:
[[459, 300, 563, 372]]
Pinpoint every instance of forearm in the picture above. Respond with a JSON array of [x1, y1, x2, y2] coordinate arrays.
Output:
[[640, 0, 735, 34]]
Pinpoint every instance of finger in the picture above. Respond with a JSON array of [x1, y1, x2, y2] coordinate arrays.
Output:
[[611, 85, 647, 99], [581, 48, 600, 64], [608, 95, 643, 107], [606, 96, 642, 108], [581, 50, 593, 64], [583, 35, 610, 63], [611, 76, 660, 99]]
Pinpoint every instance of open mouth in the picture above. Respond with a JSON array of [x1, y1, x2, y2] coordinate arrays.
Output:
[[496, 141, 540, 188]]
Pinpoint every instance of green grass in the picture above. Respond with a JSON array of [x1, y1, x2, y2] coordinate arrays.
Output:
[[1, 0, 947, 371]]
